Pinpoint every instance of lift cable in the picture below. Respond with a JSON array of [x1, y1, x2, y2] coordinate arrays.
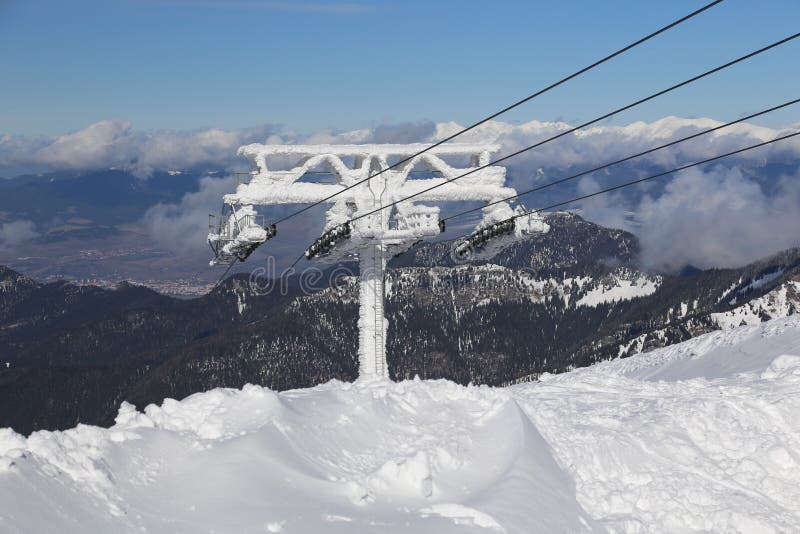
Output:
[[345, 32, 799, 226], [272, 0, 725, 225], [457, 131, 799, 240], [441, 97, 800, 223], [214, 260, 238, 288], [288, 251, 308, 271]]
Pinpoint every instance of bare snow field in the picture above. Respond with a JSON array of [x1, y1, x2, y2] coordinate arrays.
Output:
[[2, 316, 800, 533]]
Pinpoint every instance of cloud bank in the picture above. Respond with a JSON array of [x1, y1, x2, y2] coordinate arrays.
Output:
[[0, 220, 40, 250], [143, 175, 235, 257], [0, 121, 278, 178], [3, 116, 799, 271], [634, 167, 800, 271]]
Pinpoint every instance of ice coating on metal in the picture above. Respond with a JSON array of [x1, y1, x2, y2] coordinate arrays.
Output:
[[223, 143, 549, 377], [208, 205, 270, 266], [454, 207, 551, 262]]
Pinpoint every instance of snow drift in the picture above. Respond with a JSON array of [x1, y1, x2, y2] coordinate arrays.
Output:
[[2, 316, 800, 533]]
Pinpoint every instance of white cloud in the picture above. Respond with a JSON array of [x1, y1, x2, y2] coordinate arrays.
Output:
[[0, 121, 278, 178], [3, 116, 796, 179], [0, 220, 40, 250], [632, 167, 800, 271], [38, 120, 134, 171], [3, 116, 799, 270], [143, 175, 235, 256], [573, 175, 631, 233]]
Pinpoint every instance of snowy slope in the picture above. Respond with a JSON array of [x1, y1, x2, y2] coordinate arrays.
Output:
[[575, 275, 659, 307], [516, 315, 800, 532], [2, 317, 800, 533], [0, 382, 594, 533], [712, 280, 800, 330]]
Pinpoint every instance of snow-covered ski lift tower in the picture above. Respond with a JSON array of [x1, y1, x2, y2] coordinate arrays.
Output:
[[210, 143, 549, 379]]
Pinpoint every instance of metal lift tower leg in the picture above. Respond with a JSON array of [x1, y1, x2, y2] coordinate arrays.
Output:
[[357, 243, 388, 378]]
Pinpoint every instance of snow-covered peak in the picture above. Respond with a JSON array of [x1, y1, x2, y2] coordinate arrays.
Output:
[[429, 115, 784, 147], [432, 121, 464, 141]]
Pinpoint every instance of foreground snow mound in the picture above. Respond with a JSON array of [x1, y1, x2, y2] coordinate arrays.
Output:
[[1, 316, 799, 533], [515, 315, 800, 533], [0, 381, 592, 533]]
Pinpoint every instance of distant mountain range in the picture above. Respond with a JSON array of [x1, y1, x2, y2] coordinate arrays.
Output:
[[1, 212, 798, 434]]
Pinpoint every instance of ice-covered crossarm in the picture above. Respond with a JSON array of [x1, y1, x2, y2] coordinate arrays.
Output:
[[224, 143, 519, 262], [229, 143, 511, 207]]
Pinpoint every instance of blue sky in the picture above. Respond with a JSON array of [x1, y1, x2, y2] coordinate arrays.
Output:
[[1, 0, 799, 136]]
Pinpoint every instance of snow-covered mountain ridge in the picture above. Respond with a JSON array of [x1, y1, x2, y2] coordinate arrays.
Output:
[[2, 315, 799, 533], [712, 280, 800, 330], [2, 212, 800, 435], [317, 264, 660, 309]]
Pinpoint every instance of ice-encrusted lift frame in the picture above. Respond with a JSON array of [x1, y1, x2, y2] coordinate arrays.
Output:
[[210, 143, 549, 379]]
